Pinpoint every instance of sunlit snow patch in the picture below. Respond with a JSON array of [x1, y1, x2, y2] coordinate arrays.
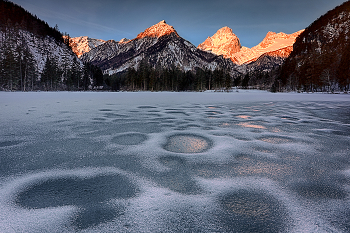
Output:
[[164, 134, 212, 153], [259, 136, 293, 144], [236, 115, 251, 119], [237, 122, 266, 129]]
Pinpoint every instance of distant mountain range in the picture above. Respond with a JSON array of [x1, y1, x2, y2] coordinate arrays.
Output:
[[80, 20, 236, 75], [72, 23, 302, 74], [197, 27, 303, 65]]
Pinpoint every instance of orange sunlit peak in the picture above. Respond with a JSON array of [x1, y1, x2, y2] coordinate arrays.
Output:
[[135, 20, 179, 39]]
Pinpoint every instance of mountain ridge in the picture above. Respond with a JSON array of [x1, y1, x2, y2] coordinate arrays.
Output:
[[81, 21, 237, 75], [135, 20, 179, 39], [198, 27, 304, 66], [70, 22, 303, 75], [65, 36, 106, 58]]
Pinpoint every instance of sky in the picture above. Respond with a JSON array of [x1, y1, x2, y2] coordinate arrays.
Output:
[[10, 0, 347, 48]]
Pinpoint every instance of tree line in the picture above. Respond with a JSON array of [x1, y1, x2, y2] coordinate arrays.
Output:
[[103, 60, 233, 92]]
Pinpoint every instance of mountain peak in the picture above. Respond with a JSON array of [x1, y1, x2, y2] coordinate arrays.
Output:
[[198, 27, 303, 66], [266, 31, 277, 37], [258, 30, 302, 49], [135, 20, 179, 39], [197, 26, 241, 59], [119, 38, 130, 44], [216, 26, 234, 34], [65, 36, 106, 58]]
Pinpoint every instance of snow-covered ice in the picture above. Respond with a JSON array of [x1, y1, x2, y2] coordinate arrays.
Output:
[[0, 90, 349, 232]]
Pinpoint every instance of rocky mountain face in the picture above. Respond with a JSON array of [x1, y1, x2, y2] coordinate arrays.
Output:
[[280, 1, 350, 91], [19, 31, 80, 74], [198, 27, 303, 72], [236, 31, 303, 64], [65, 36, 106, 58], [197, 27, 241, 61], [244, 46, 294, 72], [81, 20, 236, 75]]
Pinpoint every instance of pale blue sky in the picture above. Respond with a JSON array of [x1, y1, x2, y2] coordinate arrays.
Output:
[[10, 0, 347, 47]]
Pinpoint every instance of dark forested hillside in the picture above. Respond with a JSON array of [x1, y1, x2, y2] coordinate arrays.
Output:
[[0, 0, 105, 91], [0, 0, 64, 44], [278, 0, 350, 92]]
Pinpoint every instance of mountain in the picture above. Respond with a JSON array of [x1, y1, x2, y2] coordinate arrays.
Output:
[[81, 20, 236, 75], [197, 27, 241, 61], [244, 46, 294, 72], [0, 0, 86, 91], [236, 31, 303, 65], [279, 0, 350, 92], [198, 27, 303, 69], [65, 36, 106, 58]]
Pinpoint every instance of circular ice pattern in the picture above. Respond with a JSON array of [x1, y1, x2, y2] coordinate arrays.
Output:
[[164, 134, 211, 153], [15, 174, 138, 209], [291, 182, 347, 199], [15, 173, 139, 229], [218, 190, 288, 233]]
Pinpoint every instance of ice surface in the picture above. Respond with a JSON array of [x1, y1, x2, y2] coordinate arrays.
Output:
[[164, 134, 212, 153], [0, 90, 349, 232]]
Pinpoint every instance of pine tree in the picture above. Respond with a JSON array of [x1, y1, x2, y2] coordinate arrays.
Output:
[[126, 67, 136, 90], [0, 38, 18, 90], [41, 56, 51, 90], [224, 71, 232, 92], [337, 43, 350, 92], [18, 38, 36, 91], [41, 56, 60, 91], [241, 73, 250, 89], [69, 60, 82, 90]]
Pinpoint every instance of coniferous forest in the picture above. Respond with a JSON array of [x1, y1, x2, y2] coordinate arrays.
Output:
[[104, 61, 233, 92], [0, 0, 103, 91], [276, 1, 350, 93]]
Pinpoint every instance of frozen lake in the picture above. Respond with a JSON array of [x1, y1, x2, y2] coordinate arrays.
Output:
[[0, 91, 350, 232]]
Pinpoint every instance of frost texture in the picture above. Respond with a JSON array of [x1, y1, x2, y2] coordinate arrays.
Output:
[[0, 91, 349, 232]]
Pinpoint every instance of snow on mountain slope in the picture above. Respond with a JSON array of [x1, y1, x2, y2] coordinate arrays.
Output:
[[234, 30, 304, 65], [0, 30, 81, 74], [243, 46, 294, 73], [65, 36, 106, 58], [198, 28, 303, 65], [81, 21, 236, 75], [135, 20, 179, 39]]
